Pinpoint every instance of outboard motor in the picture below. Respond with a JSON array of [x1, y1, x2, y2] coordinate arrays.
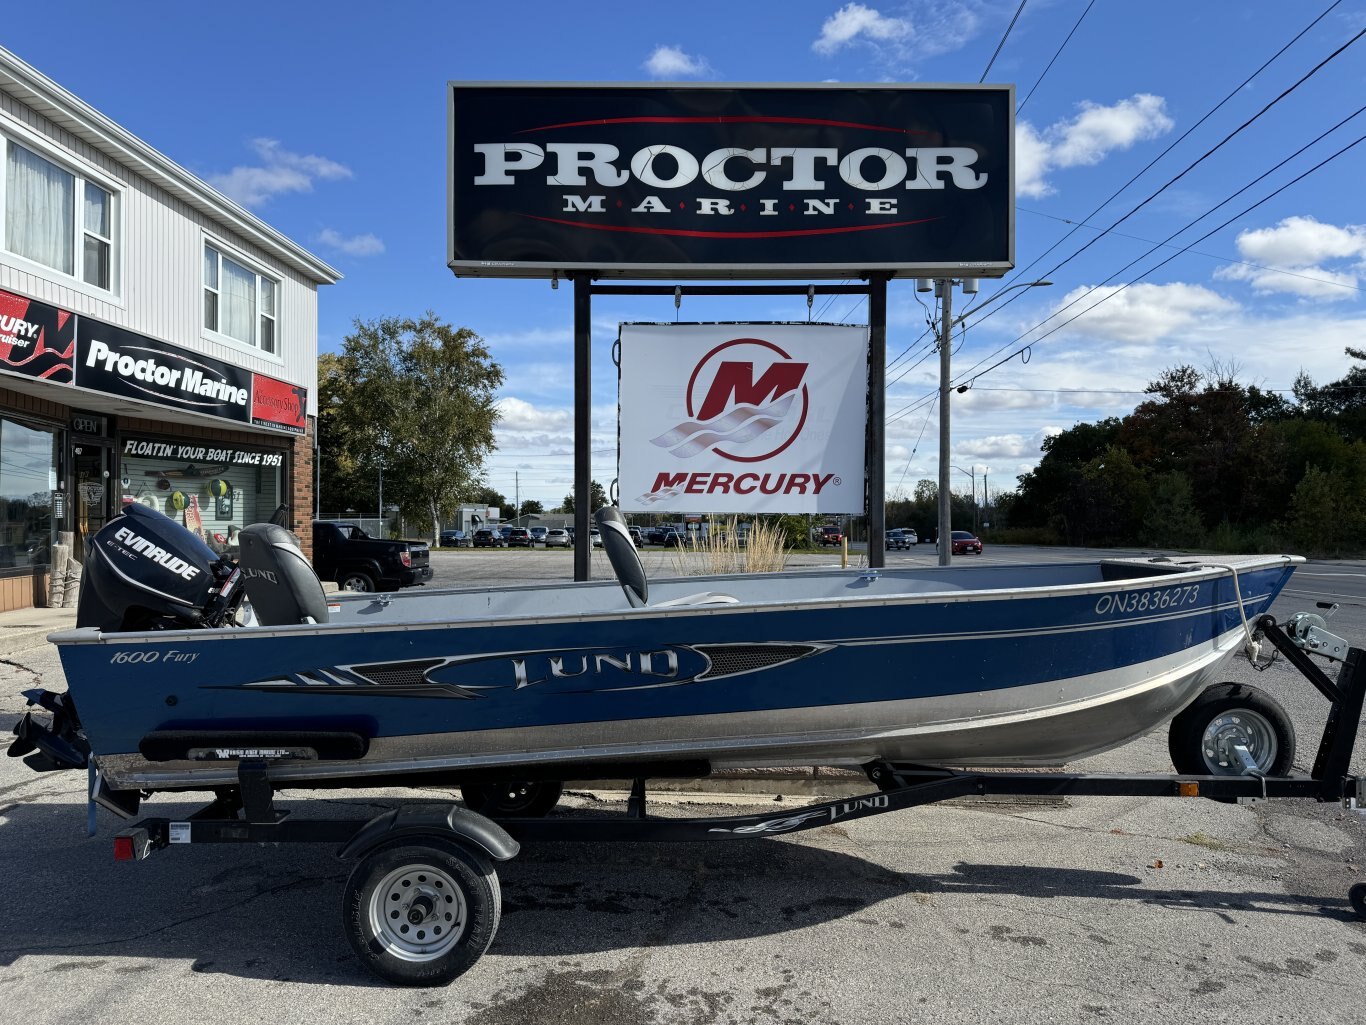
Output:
[[78, 502, 242, 632]]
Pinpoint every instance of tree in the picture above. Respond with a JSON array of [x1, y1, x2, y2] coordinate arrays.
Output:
[[1140, 472, 1204, 550], [319, 313, 504, 540], [518, 499, 544, 518], [560, 480, 608, 514]]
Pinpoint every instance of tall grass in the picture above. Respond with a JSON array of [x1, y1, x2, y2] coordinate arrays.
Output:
[[670, 518, 789, 576]]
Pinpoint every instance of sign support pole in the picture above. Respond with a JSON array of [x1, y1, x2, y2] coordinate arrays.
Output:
[[937, 279, 953, 567], [866, 276, 887, 568], [573, 274, 592, 582]]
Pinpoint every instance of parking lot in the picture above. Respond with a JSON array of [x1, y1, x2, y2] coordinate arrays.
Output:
[[2, 547, 1365, 1023]]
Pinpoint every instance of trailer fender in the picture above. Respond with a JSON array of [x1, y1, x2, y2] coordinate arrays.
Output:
[[337, 804, 520, 862]]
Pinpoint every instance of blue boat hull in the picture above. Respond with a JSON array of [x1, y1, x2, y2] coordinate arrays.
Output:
[[52, 557, 1298, 791]]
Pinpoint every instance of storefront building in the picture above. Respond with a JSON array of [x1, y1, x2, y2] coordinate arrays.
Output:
[[0, 48, 339, 610]]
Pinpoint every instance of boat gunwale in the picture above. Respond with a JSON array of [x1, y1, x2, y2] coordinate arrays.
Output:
[[48, 554, 1302, 647]]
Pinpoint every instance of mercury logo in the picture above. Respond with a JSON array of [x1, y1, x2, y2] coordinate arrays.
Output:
[[651, 338, 808, 462]]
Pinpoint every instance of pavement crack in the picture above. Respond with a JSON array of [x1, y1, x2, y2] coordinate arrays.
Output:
[[0, 871, 341, 958]]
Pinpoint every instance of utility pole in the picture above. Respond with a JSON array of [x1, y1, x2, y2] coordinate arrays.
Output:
[[377, 465, 383, 522], [515, 471, 519, 524], [930, 278, 1052, 567], [937, 279, 953, 567]]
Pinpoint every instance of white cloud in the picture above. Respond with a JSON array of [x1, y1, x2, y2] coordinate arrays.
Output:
[[813, 3, 911, 54], [209, 138, 352, 207], [1215, 216, 1366, 300], [1016, 95, 1173, 198], [812, 2, 980, 68], [495, 396, 572, 434], [643, 45, 714, 79], [316, 228, 384, 256], [1044, 282, 1236, 343]]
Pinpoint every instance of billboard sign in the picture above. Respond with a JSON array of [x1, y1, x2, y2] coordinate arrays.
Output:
[[0, 288, 75, 383], [618, 323, 867, 513], [449, 83, 1013, 279]]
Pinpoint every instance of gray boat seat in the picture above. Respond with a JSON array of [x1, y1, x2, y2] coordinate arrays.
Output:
[[236, 523, 330, 626]]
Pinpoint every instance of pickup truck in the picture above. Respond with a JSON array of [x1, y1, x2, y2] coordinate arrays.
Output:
[[813, 525, 844, 547], [312, 520, 432, 593]]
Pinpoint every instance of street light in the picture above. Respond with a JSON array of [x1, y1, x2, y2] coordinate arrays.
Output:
[[952, 464, 976, 533], [936, 279, 1051, 566]]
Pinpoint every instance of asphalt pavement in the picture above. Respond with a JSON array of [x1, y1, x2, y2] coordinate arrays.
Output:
[[2, 546, 1365, 1023]]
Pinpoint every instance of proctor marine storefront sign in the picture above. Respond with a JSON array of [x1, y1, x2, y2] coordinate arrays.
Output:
[[617, 323, 868, 514], [448, 83, 1013, 279], [77, 321, 253, 423], [0, 288, 75, 383]]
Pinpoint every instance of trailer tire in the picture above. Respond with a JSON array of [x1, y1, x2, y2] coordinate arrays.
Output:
[[1349, 882, 1366, 920], [343, 839, 500, 986], [460, 780, 563, 818], [1168, 683, 1295, 780]]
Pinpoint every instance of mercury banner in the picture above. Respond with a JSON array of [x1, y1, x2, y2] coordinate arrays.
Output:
[[617, 323, 868, 514], [449, 83, 1013, 279]]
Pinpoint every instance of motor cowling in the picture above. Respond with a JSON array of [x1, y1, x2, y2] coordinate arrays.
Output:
[[78, 502, 227, 632]]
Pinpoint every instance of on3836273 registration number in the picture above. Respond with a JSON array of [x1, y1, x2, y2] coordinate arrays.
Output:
[[1094, 585, 1200, 616]]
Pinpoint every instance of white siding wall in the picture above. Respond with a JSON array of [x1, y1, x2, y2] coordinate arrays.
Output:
[[0, 91, 320, 415]]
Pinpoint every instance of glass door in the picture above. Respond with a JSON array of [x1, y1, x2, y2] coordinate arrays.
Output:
[[71, 443, 111, 562]]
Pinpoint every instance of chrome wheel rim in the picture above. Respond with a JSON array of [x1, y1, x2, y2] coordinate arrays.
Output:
[[342, 575, 371, 592], [1201, 709, 1278, 774], [368, 863, 467, 962]]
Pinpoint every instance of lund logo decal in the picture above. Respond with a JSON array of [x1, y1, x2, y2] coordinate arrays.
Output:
[[229, 642, 832, 699], [707, 795, 889, 834]]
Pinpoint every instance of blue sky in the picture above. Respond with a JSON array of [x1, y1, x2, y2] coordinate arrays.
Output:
[[7, 1, 1365, 511]]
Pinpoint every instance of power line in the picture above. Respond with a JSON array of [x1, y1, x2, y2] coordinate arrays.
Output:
[[1016, 0, 1095, 114], [956, 101, 1366, 384], [970, 0, 1349, 328], [981, 0, 1030, 82], [955, 131, 1366, 396], [954, 38, 1366, 390], [1017, 206, 1364, 294]]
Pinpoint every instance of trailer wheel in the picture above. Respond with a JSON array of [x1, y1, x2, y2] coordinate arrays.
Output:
[[1349, 883, 1366, 920], [460, 780, 563, 818], [1168, 683, 1295, 778], [343, 840, 500, 986]]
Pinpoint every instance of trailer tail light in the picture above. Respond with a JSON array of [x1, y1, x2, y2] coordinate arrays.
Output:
[[400, 550, 412, 568], [1178, 781, 1200, 797], [113, 836, 135, 861]]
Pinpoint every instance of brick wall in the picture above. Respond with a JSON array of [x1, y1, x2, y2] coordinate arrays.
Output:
[[290, 417, 315, 559], [0, 384, 71, 425]]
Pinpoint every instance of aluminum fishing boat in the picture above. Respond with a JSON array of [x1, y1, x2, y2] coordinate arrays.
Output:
[[13, 504, 1300, 801]]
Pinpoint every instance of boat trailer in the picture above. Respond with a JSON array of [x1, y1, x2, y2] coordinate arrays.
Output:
[[74, 614, 1366, 984]]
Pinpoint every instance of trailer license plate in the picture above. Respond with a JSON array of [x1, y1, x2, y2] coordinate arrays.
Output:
[[169, 822, 191, 844]]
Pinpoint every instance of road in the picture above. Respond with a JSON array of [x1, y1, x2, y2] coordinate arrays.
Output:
[[1, 545, 1365, 1023]]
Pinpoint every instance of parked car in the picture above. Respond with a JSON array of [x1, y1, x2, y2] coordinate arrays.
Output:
[[506, 527, 532, 547], [545, 528, 570, 548], [312, 521, 432, 593], [661, 529, 688, 547], [565, 526, 576, 545], [438, 529, 472, 548], [590, 529, 602, 548], [628, 526, 643, 547], [885, 528, 914, 550], [472, 528, 506, 548], [951, 530, 983, 555], [813, 524, 844, 547], [529, 526, 548, 544]]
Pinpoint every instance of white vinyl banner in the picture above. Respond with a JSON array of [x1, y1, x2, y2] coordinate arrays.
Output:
[[618, 323, 868, 513]]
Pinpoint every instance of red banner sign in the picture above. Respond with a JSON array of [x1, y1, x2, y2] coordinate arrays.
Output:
[[251, 372, 308, 435]]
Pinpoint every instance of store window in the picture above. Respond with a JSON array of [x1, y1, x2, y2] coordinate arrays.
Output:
[[204, 242, 279, 354], [0, 416, 58, 571], [118, 437, 284, 553], [2, 137, 117, 291]]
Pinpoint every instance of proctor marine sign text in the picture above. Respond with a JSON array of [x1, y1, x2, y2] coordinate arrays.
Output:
[[449, 84, 1013, 279]]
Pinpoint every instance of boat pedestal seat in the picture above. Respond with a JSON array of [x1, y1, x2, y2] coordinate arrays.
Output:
[[236, 523, 331, 626]]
